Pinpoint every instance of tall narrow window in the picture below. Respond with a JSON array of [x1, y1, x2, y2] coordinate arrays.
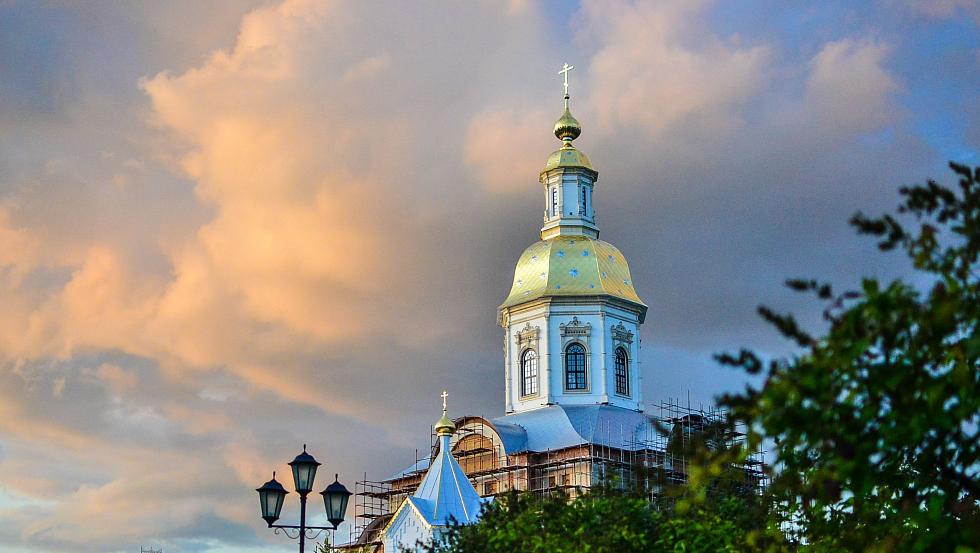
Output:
[[581, 186, 587, 216], [615, 347, 630, 396], [565, 343, 587, 390], [551, 186, 559, 217], [521, 349, 538, 396]]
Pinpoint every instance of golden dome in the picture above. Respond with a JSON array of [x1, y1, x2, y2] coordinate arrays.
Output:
[[544, 100, 592, 173], [434, 412, 455, 436], [498, 236, 647, 319], [553, 107, 582, 142], [542, 143, 594, 173]]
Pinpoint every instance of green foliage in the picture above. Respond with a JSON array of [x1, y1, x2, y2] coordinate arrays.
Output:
[[426, 486, 783, 553], [719, 162, 980, 552]]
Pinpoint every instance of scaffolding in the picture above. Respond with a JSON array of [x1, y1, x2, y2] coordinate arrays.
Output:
[[628, 398, 769, 502], [348, 476, 391, 547], [346, 398, 768, 547]]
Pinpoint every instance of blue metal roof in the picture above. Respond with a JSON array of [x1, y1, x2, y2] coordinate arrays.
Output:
[[385, 405, 658, 482], [491, 404, 657, 453], [409, 435, 486, 526], [487, 420, 528, 453]]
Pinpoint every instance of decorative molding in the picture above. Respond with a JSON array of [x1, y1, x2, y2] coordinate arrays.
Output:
[[611, 322, 634, 346], [559, 316, 591, 338], [514, 322, 540, 351]]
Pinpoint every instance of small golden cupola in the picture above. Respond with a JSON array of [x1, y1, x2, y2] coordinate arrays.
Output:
[[543, 63, 593, 175], [553, 104, 582, 142], [434, 390, 456, 436], [539, 63, 598, 239]]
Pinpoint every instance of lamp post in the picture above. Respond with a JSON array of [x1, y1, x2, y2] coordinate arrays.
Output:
[[256, 445, 353, 553]]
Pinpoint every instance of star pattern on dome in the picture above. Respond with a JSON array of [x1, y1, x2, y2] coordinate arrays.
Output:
[[500, 237, 646, 310]]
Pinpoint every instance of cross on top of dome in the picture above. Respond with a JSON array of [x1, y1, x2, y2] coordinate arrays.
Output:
[[559, 63, 574, 99], [554, 62, 582, 143]]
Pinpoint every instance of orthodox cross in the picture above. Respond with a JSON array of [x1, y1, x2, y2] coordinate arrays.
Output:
[[559, 63, 574, 97], [441, 390, 448, 412]]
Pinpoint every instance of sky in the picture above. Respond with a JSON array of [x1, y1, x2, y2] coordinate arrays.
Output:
[[0, 0, 978, 551]]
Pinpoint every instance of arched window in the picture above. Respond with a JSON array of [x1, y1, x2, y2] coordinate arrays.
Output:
[[520, 349, 538, 396], [565, 343, 587, 390], [615, 347, 630, 396]]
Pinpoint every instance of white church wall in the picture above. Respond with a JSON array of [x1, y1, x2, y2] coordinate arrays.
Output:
[[546, 309, 604, 405], [504, 299, 643, 413], [505, 305, 550, 413], [382, 505, 433, 553]]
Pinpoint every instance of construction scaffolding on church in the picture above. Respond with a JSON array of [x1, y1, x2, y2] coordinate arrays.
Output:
[[336, 65, 770, 553], [344, 398, 767, 548]]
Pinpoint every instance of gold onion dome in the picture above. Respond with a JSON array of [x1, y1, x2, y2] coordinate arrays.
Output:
[[434, 411, 455, 436], [553, 102, 582, 142], [543, 99, 593, 173]]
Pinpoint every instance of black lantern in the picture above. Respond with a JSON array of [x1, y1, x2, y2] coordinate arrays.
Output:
[[288, 444, 321, 495], [320, 474, 352, 528], [257, 446, 352, 553], [256, 472, 289, 525]]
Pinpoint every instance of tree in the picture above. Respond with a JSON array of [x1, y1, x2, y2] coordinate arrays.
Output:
[[428, 433, 792, 553], [719, 162, 980, 552], [426, 487, 781, 553]]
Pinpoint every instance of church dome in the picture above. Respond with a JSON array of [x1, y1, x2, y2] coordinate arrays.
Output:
[[499, 235, 647, 315], [553, 107, 582, 141], [542, 144, 594, 173], [544, 104, 593, 173], [434, 412, 455, 436]]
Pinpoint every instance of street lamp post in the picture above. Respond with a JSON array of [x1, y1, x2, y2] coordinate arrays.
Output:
[[256, 445, 353, 553]]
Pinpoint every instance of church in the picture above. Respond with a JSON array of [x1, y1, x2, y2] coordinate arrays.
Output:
[[355, 67, 762, 551]]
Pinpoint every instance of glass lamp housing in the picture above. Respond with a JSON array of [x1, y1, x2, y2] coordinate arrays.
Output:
[[321, 475, 352, 528], [288, 445, 321, 494], [256, 473, 288, 525]]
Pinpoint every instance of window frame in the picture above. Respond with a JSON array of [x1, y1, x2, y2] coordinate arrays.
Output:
[[520, 348, 539, 397], [563, 342, 588, 391], [614, 346, 630, 397]]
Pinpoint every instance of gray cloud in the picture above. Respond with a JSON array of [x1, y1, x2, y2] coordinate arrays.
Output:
[[0, 1, 976, 551]]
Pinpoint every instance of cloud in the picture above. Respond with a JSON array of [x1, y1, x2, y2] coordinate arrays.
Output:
[[803, 38, 899, 135], [88, 363, 138, 394], [0, 0, 972, 551], [583, 0, 770, 138], [465, 107, 553, 192], [897, 0, 980, 22]]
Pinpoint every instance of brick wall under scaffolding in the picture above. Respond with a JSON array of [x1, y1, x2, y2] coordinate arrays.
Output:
[[344, 399, 767, 548]]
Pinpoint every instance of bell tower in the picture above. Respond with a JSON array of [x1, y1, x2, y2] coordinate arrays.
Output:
[[540, 63, 599, 240], [498, 64, 648, 415]]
